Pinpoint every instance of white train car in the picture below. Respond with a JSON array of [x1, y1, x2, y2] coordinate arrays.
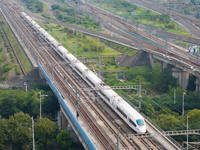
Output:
[[21, 12, 146, 134]]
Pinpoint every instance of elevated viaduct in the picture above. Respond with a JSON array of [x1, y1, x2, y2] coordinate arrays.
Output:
[[0, 0, 198, 149]]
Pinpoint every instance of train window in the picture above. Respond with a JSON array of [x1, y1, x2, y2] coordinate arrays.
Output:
[[86, 77, 95, 87], [75, 66, 82, 74], [116, 107, 127, 118], [130, 119, 136, 127], [136, 119, 144, 126]]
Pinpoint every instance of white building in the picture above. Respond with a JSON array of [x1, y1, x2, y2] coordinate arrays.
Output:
[[189, 45, 199, 53]]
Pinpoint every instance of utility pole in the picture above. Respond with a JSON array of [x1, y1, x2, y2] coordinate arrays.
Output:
[[182, 92, 186, 116], [32, 116, 35, 150], [59, 30, 62, 43], [51, 62, 54, 84], [39, 91, 42, 119], [50, 24, 52, 34], [75, 39, 77, 57], [117, 134, 119, 150], [187, 115, 189, 150], [28, 31, 30, 51], [16, 22, 19, 34], [99, 56, 101, 79], [39, 91, 48, 119], [174, 89, 176, 104], [123, 7, 125, 20], [176, 22, 178, 39], [165, 37, 168, 56], [196, 52, 199, 63], [22, 30, 24, 43], [37, 41, 39, 64], [139, 82, 142, 112], [24, 82, 27, 93], [136, 23, 138, 34], [76, 88, 79, 120], [156, 30, 157, 44]]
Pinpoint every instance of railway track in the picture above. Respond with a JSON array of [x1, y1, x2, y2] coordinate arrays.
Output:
[[129, 0, 200, 36], [2, 4, 116, 149], [84, 0, 200, 43], [31, 15, 151, 150], [0, 15, 26, 75], [68, 1, 200, 72], [0, 0, 183, 149], [14, 0, 198, 73], [0, 2, 140, 149]]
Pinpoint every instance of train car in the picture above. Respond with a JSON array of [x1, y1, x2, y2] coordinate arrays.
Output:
[[21, 12, 146, 134]]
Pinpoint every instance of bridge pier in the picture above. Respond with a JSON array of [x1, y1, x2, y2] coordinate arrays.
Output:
[[196, 78, 200, 96], [38, 68, 47, 80], [162, 62, 168, 69], [149, 53, 155, 68], [57, 109, 69, 130], [172, 68, 189, 90], [57, 109, 80, 143]]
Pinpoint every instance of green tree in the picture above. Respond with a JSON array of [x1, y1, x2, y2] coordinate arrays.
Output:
[[159, 69, 177, 93], [42, 91, 59, 117], [155, 114, 180, 130], [187, 75, 196, 91], [6, 112, 32, 150], [35, 118, 57, 150], [187, 109, 200, 129], [125, 66, 151, 81], [184, 92, 200, 110], [151, 63, 177, 93], [0, 93, 19, 118], [142, 98, 156, 118], [151, 63, 162, 91], [56, 130, 73, 150], [0, 117, 8, 150], [8, 112, 31, 149], [0, 90, 40, 118]]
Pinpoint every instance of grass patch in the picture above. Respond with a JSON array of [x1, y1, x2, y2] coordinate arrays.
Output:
[[101, 39, 138, 56], [0, 14, 32, 74], [17, 0, 44, 13], [84, 56, 129, 72], [36, 21, 141, 73], [171, 39, 188, 47], [101, 65, 128, 71], [0, 51, 12, 80], [50, 3, 101, 31], [38, 21, 121, 57], [41, 5, 52, 19], [127, 50, 138, 56], [0, 20, 14, 80]]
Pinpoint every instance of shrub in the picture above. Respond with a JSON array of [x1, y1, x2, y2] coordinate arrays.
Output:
[[2, 63, 12, 73]]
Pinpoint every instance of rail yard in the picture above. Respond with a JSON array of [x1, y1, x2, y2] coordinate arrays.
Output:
[[0, 0, 200, 149], [65, 0, 200, 75]]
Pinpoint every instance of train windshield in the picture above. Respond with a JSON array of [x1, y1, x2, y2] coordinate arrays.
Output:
[[136, 119, 144, 126]]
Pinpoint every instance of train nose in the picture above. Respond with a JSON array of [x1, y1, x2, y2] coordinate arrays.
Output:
[[138, 126, 146, 134], [141, 127, 146, 134]]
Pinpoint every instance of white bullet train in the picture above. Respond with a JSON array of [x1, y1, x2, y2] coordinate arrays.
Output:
[[21, 12, 146, 134]]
